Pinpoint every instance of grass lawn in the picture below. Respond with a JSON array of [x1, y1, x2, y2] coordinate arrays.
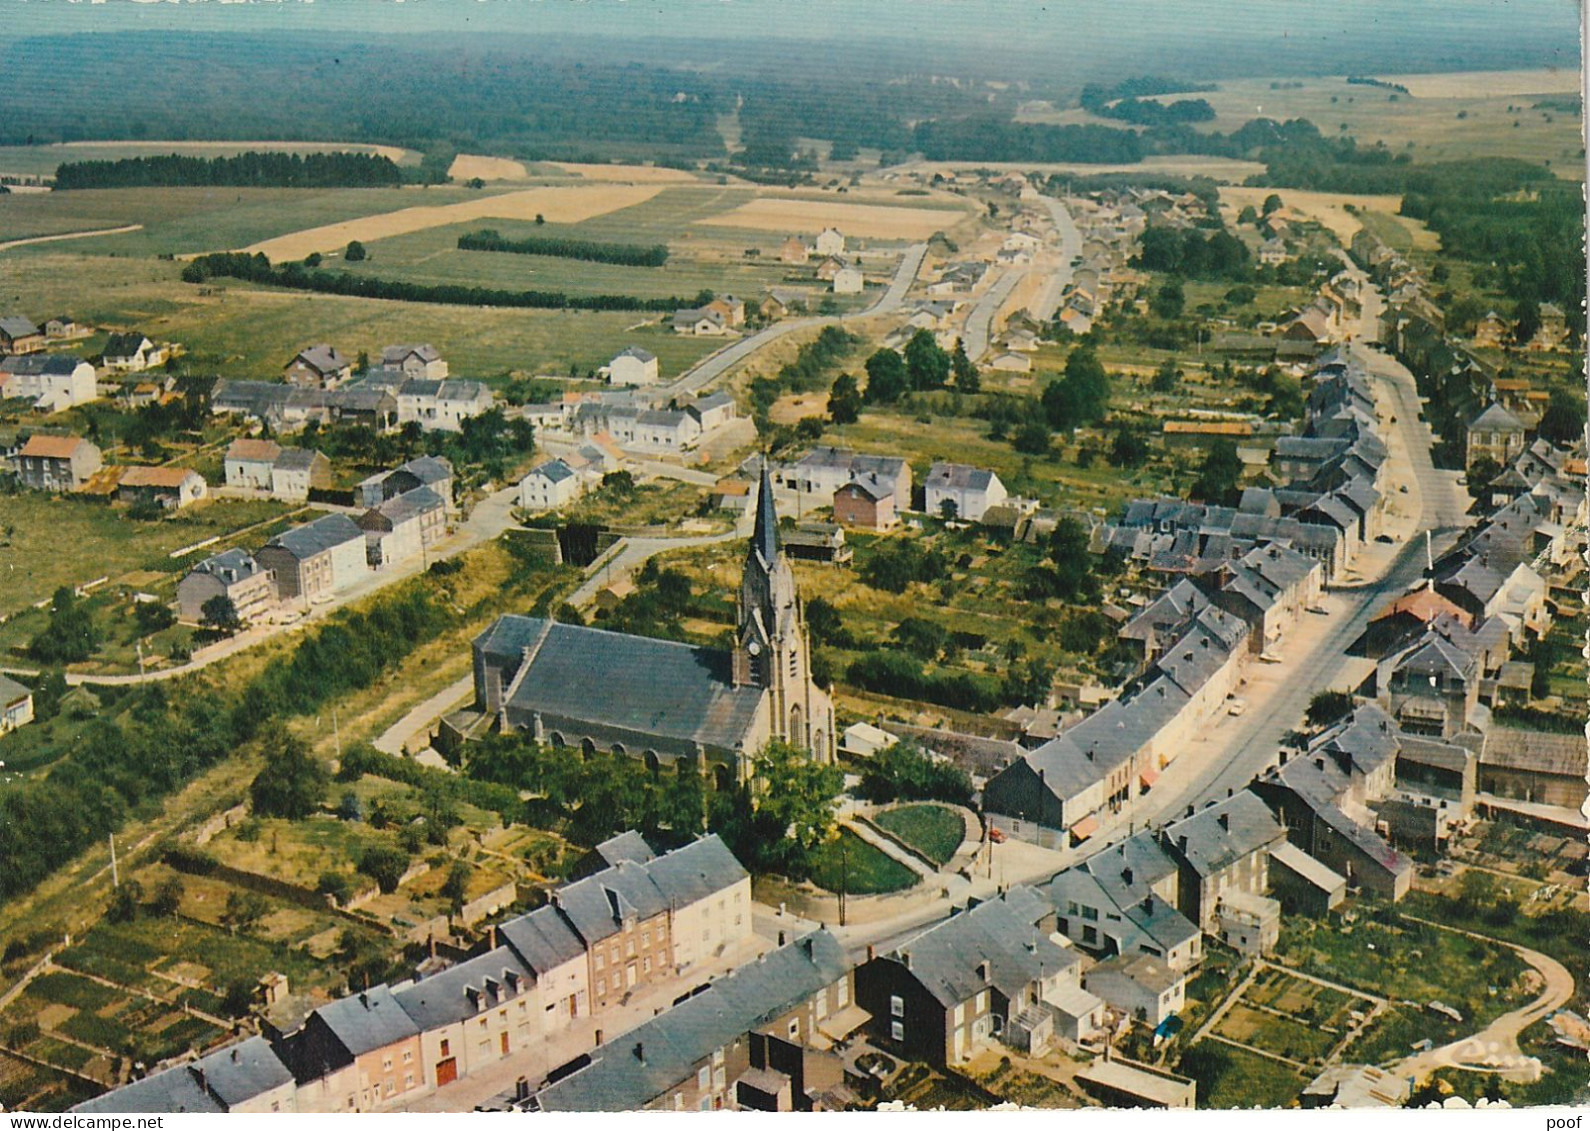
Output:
[[872, 804, 965, 867], [0, 252, 722, 384], [1187, 1041, 1308, 1109], [1213, 1003, 1337, 1065], [0, 493, 295, 617], [806, 827, 917, 895]]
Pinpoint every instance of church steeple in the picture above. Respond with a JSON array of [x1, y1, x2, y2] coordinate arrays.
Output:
[[750, 458, 781, 566], [731, 458, 834, 764]]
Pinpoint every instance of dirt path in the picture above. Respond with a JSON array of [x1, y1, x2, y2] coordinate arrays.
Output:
[[0, 224, 143, 252], [1392, 916, 1574, 1084]]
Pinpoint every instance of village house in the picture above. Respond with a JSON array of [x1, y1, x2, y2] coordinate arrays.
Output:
[[833, 475, 898, 530], [779, 235, 810, 264], [1082, 953, 1186, 1028], [856, 893, 1086, 1066], [1477, 728, 1588, 810], [358, 486, 447, 567], [814, 228, 845, 257], [380, 344, 448, 380], [396, 379, 492, 433], [988, 352, 1031, 373], [705, 295, 747, 327], [256, 513, 368, 604], [359, 455, 455, 513], [43, 316, 87, 342], [925, 462, 1007, 522], [223, 438, 283, 490], [1040, 841, 1203, 971], [0, 354, 98, 411], [74, 1037, 298, 1115], [1160, 792, 1285, 946], [117, 466, 207, 510], [1465, 402, 1527, 468], [760, 288, 808, 320], [782, 523, 852, 566], [0, 674, 35, 736], [269, 448, 332, 502], [390, 948, 535, 1093], [832, 264, 864, 295], [673, 307, 732, 336], [177, 548, 278, 625], [608, 346, 659, 387], [272, 986, 425, 1113], [1258, 237, 1288, 266], [685, 390, 737, 434], [519, 458, 585, 511], [532, 930, 852, 1113], [1472, 310, 1511, 349], [780, 447, 913, 507], [284, 345, 353, 388], [13, 433, 102, 490], [629, 408, 702, 451], [102, 332, 166, 373], [711, 477, 754, 512], [0, 315, 45, 355], [1528, 303, 1569, 351]]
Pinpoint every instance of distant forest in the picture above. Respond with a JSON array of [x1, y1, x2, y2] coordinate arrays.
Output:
[[181, 252, 691, 312], [456, 229, 669, 267], [53, 151, 405, 190]]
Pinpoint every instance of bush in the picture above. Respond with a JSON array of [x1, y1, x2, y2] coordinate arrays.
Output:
[[358, 843, 410, 894]]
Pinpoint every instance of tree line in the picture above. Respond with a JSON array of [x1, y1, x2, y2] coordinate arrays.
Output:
[[53, 151, 404, 190], [457, 228, 669, 267], [180, 252, 691, 313]]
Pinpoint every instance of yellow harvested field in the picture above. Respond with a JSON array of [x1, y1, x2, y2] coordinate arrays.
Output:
[[1378, 68, 1581, 99], [236, 184, 665, 261], [1218, 187, 1404, 243], [548, 162, 699, 183], [447, 153, 532, 181], [701, 198, 964, 239]]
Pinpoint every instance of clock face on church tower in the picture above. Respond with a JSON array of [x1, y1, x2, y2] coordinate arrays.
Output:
[[748, 642, 761, 655]]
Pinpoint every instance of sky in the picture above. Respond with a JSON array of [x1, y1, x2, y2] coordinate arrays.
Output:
[[2, 0, 1581, 77]]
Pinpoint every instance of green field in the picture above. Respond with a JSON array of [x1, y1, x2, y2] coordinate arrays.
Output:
[[0, 494, 295, 616], [0, 251, 722, 382], [1186, 1041, 1308, 1109], [0, 185, 493, 255], [872, 804, 966, 866], [807, 827, 918, 895]]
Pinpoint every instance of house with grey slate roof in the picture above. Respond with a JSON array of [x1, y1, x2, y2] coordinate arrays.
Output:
[[284, 344, 352, 388], [177, 547, 277, 624], [74, 1036, 297, 1114], [925, 461, 1008, 522], [856, 892, 1087, 1066], [529, 930, 851, 1112], [272, 985, 424, 1112], [392, 946, 535, 1092], [357, 485, 446, 567], [255, 513, 367, 604]]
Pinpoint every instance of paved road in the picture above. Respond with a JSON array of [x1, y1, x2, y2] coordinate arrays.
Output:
[[1028, 195, 1082, 323], [9, 483, 527, 687], [661, 242, 927, 398], [959, 267, 1024, 362]]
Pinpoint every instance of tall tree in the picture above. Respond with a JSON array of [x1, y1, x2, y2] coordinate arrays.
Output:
[[950, 338, 980, 392], [863, 348, 909, 404], [249, 724, 329, 820], [904, 328, 951, 391]]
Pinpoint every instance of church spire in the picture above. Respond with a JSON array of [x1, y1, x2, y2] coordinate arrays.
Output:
[[752, 458, 780, 564]]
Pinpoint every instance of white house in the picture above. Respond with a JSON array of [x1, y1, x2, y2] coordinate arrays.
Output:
[[102, 332, 166, 373], [925, 462, 1008, 522], [608, 347, 659, 387], [631, 409, 701, 451], [0, 355, 98, 412], [833, 265, 865, 295], [519, 459, 584, 511], [398, 380, 492, 432], [0, 674, 35, 736], [224, 438, 282, 490], [815, 228, 845, 257], [684, 391, 737, 434], [988, 352, 1032, 373]]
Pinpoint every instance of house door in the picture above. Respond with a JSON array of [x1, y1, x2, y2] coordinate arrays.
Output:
[[569, 995, 579, 1018], [627, 963, 638, 988], [435, 1058, 458, 1087], [500, 1032, 510, 1056]]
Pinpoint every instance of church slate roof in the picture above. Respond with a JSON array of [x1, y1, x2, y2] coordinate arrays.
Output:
[[492, 618, 766, 752]]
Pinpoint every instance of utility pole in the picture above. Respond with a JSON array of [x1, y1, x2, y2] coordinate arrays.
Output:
[[838, 838, 848, 928], [332, 708, 342, 763], [109, 834, 119, 888]]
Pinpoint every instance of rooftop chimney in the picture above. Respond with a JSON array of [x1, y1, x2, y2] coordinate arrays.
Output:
[[634, 1042, 646, 1064], [1121, 867, 1134, 887], [1315, 757, 1326, 771], [1218, 814, 1229, 831], [1178, 835, 1189, 853]]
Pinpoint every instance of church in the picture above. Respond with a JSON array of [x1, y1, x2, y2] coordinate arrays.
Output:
[[470, 465, 835, 784]]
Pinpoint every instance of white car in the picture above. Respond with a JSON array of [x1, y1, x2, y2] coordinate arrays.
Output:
[[1227, 699, 1248, 717]]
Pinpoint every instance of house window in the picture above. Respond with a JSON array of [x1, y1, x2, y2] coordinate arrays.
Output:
[[627, 939, 636, 957], [890, 995, 904, 1018], [837, 980, 849, 1007], [1083, 925, 1098, 944], [404, 1074, 414, 1089], [383, 1058, 393, 1071], [699, 1098, 712, 1112], [478, 1018, 488, 1030], [642, 929, 651, 948], [891, 1021, 905, 1042], [698, 1067, 710, 1090], [403, 1050, 413, 1063], [643, 956, 652, 974], [1082, 906, 1098, 921], [977, 992, 988, 1012], [788, 1019, 800, 1039], [440, 1040, 450, 1056], [597, 976, 607, 994], [595, 953, 605, 970]]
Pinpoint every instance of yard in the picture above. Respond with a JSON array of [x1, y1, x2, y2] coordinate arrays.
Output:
[[871, 804, 966, 867], [806, 827, 918, 895], [0, 493, 297, 620], [1179, 1040, 1309, 1109]]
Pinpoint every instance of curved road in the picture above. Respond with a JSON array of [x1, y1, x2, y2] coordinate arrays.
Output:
[[662, 242, 927, 398], [1392, 915, 1574, 1084]]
